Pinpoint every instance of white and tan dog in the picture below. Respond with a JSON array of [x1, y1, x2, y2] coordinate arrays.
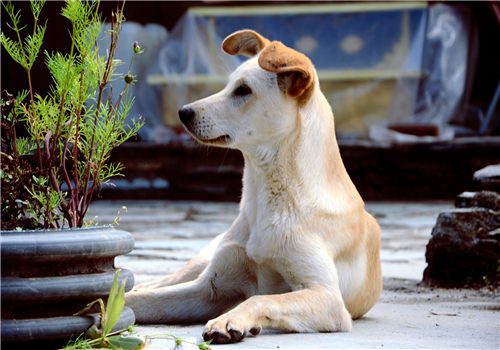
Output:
[[126, 29, 382, 344]]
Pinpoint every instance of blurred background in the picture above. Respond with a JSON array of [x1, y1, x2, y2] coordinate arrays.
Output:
[[2, 1, 499, 202]]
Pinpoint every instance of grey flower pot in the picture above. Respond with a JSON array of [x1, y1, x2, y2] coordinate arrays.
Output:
[[1, 226, 136, 346]]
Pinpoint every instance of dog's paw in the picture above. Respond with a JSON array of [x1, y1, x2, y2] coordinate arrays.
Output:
[[202, 315, 261, 344], [202, 326, 244, 344]]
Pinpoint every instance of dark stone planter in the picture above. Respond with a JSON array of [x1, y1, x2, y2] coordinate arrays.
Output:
[[1, 226, 135, 346]]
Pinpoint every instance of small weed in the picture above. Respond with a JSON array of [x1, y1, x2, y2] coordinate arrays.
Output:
[[61, 270, 146, 350], [113, 206, 128, 226], [60, 270, 212, 349]]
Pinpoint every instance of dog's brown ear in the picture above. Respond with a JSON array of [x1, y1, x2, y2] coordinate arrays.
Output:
[[222, 30, 271, 57], [258, 41, 314, 98]]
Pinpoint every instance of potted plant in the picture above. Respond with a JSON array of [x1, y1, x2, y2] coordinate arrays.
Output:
[[1, 0, 143, 346]]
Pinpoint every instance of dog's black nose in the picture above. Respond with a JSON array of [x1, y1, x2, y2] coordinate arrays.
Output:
[[178, 107, 195, 125]]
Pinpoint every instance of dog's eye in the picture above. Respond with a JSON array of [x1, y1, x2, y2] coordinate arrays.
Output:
[[233, 84, 252, 97]]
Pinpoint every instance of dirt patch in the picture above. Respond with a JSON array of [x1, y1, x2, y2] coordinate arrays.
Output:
[[382, 277, 499, 303]]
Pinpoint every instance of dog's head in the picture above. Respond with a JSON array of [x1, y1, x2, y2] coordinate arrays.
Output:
[[178, 30, 316, 149]]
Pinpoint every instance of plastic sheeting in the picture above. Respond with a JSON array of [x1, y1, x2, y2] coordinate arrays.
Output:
[[133, 14, 242, 142], [156, 13, 242, 125], [125, 3, 474, 142], [373, 3, 474, 142]]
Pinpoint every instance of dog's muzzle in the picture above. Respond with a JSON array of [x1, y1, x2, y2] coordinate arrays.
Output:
[[178, 107, 231, 146]]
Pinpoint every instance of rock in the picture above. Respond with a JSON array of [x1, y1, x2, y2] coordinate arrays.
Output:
[[455, 191, 500, 210], [422, 208, 500, 287], [473, 164, 500, 192]]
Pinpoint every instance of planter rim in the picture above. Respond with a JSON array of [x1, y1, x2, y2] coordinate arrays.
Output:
[[2, 269, 134, 303], [1, 224, 116, 234], [1, 306, 135, 342], [1, 225, 134, 261]]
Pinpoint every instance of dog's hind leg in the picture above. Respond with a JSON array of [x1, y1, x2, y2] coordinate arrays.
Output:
[[126, 278, 239, 323], [132, 233, 224, 290], [126, 238, 256, 323], [132, 256, 210, 290]]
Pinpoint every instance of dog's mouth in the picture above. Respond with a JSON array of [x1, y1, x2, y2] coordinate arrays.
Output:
[[180, 120, 232, 146], [198, 134, 232, 145]]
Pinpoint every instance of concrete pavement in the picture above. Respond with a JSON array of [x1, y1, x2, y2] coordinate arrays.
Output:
[[87, 201, 499, 349]]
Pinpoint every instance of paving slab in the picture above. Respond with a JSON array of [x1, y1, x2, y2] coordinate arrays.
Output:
[[88, 200, 499, 349]]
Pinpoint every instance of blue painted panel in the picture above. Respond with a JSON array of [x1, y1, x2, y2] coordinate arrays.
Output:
[[214, 9, 426, 71]]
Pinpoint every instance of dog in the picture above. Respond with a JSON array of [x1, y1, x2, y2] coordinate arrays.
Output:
[[125, 29, 382, 344]]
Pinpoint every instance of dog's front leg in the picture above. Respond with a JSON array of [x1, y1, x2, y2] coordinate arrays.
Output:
[[203, 252, 352, 343], [203, 285, 351, 343]]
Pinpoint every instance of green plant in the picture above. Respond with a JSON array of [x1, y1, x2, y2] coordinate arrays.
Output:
[[62, 269, 146, 350], [147, 334, 213, 350], [62, 270, 212, 350], [83, 206, 127, 227], [1, 0, 143, 229]]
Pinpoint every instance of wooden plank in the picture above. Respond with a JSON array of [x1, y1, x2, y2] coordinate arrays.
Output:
[[146, 69, 421, 86], [319, 69, 421, 81], [104, 137, 500, 201], [188, 2, 427, 17], [147, 74, 227, 85]]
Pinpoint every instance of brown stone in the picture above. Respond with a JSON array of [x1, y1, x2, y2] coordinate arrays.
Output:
[[473, 164, 500, 192], [455, 191, 500, 210], [423, 208, 500, 287]]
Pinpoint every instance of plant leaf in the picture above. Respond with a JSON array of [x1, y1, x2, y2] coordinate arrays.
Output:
[[107, 335, 146, 350], [30, 0, 46, 22], [73, 298, 105, 317], [0, 32, 27, 68], [198, 340, 213, 350], [103, 269, 126, 335]]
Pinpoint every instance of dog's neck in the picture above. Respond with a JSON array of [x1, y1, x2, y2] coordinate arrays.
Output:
[[240, 90, 363, 216]]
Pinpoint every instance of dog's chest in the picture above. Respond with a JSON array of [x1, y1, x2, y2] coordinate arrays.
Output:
[[242, 178, 301, 262], [244, 206, 294, 264], [246, 227, 271, 264]]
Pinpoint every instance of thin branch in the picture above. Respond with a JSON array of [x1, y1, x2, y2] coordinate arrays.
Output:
[[71, 65, 86, 220], [48, 167, 71, 224], [43, 131, 53, 228], [81, 9, 121, 217], [20, 102, 43, 171], [61, 116, 75, 213], [10, 95, 19, 158], [49, 31, 76, 166]]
